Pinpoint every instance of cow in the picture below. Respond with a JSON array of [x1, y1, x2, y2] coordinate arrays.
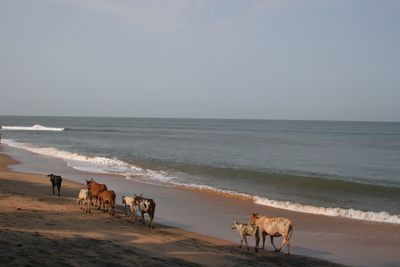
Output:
[[77, 189, 91, 213], [97, 190, 116, 215], [47, 174, 62, 196], [134, 194, 156, 228], [122, 196, 137, 218], [231, 221, 260, 252], [249, 213, 293, 255], [86, 178, 107, 207]]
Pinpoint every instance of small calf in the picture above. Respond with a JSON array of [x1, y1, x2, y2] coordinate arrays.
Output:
[[77, 189, 91, 213], [231, 221, 260, 252], [47, 174, 62, 196]]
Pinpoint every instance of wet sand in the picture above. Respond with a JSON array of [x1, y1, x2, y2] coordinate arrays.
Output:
[[1, 144, 400, 266]]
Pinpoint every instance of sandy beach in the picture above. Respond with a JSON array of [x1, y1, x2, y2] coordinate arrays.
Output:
[[0, 147, 345, 267]]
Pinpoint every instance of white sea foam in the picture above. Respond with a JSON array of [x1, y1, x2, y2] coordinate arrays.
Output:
[[253, 196, 400, 224], [2, 139, 174, 182], [1, 124, 65, 131], [171, 182, 400, 224], [3, 138, 400, 225]]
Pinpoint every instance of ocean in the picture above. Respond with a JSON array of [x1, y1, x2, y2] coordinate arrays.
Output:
[[1, 116, 399, 224]]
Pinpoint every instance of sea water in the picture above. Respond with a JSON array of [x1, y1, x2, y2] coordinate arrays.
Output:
[[1, 116, 399, 223]]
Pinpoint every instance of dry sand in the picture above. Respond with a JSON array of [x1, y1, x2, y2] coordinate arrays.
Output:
[[0, 151, 344, 267]]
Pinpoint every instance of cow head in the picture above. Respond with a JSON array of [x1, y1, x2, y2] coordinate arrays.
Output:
[[249, 213, 259, 224], [231, 221, 239, 229], [86, 178, 94, 190]]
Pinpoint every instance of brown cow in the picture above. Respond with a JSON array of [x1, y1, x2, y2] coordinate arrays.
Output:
[[249, 213, 293, 255], [98, 190, 116, 215], [86, 178, 107, 207]]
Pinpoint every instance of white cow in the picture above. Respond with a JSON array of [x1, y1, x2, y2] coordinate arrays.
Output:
[[77, 189, 91, 213], [249, 213, 293, 255], [122, 195, 137, 218]]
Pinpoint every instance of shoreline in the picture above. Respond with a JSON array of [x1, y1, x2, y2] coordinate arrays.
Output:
[[1, 144, 400, 266], [0, 146, 344, 267], [3, 138, 399, 225]]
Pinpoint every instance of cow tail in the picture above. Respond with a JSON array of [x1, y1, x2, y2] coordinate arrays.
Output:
[[112, 192, 116, 208], [288, 223, 294, 240]]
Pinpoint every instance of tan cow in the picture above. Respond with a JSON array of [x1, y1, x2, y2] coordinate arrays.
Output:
[[249, 213, 293, 255]]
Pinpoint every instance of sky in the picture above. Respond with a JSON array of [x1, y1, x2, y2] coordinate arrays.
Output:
[[0, 0, 399, 121]]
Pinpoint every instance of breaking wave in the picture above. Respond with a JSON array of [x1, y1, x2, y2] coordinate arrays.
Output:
[[3, 138, 400, 224], [1, 124, 65, 131]]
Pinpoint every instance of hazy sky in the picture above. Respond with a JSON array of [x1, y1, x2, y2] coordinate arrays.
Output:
[[1, 0, 399, 121]]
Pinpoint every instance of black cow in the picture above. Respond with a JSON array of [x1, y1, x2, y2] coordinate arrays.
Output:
[[47, 174, 62, 196]]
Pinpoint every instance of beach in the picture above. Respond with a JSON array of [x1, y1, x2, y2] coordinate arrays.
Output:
[[1, 144, 400, 267], [0, 146, 347, 267]]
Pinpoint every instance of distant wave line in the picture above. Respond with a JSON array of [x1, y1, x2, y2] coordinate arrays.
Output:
[[1, 124, 65, 131]]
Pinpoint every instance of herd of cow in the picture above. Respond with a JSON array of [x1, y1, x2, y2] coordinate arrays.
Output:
[[48, 173, 293, 254], [48, 174, 156, 228]]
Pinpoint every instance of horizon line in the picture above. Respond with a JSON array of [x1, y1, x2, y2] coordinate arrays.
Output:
[[0, 114, 399, 124]]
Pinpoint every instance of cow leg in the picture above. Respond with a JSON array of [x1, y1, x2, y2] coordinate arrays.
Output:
[[262, 232, 266, 250], [124, 205, 128, 216], [57, 185, 61, 196], [255, 234, 260, 252], [141, 211, 145, 225], [244, 237, 249, 251], [52, 185, 55, 195], [130, 206, 135, 218], [277, 235, 290, 254], [239, 237, 244, 249], [276, 236, 287, 252], [150, 214, 154, 229], [133, 206, 138, 220], [270, 236, 279, 252]]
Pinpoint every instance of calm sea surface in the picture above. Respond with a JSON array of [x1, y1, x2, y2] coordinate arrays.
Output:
[[1, 116, 399, 222]]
